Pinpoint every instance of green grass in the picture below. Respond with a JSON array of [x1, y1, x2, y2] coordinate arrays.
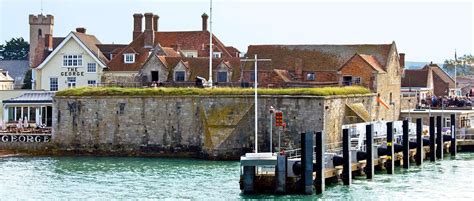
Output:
[[55, 86, 371, 97]]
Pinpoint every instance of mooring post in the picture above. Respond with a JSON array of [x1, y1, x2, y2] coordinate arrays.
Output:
[[436, 116, 443, 160], [450, 114, 456, 156], [315, 131, 325, 194], [386, 122, 394, 174], [416, 118, 423, 166], [402, 119, 409, 169], [301, 131, 314, 195], [275, 154, 286, 194], [243, 166, 255, 194], [342, 128, 352, 185], [429, 116, 436, 162], [366, 124, 374, 179]]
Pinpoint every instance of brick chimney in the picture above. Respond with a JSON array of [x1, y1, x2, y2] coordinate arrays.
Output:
[[295, 58, 303, 79], [144, 13, 154, 48], [201, 13, 208, 31], [399, 53, 405, 68], [76, 27, 86, 34], [133, 13, 143, 40], [44, 34, 53, 51], [153, 15, 159, 32]]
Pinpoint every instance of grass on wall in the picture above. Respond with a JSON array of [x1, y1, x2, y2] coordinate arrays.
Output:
[[55, 86, 371, 97]]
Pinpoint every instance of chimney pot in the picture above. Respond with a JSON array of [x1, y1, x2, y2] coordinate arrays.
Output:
[[45, 34, 53, 51], [153, 15, 159, 32], [144, 13, 155, 48], [133, 13, 143, 40], [76, 27, 86, 34], [399, 53, 405, 68], [201, 13, 209, 31]]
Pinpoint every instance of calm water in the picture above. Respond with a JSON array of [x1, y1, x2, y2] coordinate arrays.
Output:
[[0, 154, 473, 200]]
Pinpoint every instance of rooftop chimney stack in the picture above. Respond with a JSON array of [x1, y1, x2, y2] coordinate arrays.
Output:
[[44, 34, 53, 51], [144, 13, 155, 48], [201, 13, 208, 31], [399, 53, 405, 68], [76, 27, 86, 34], [153, 15, 159, 32], [133, 13, 143, 40]]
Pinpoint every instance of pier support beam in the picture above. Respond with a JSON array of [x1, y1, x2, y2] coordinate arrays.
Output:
[[450, 114, 457, 156], [342, 128, 352, 185], [315, 131, 325, 194], [416, 118, 423, 166], [402, 120, 409, 169], [301, 131, 314, 195], [243, 166, 255, 194], [436, 116, 443, 160], [386, 122, 394, 174], [429, 117, 436, 162], [366, 124, 374, 179], [275, 154, 286, 194]]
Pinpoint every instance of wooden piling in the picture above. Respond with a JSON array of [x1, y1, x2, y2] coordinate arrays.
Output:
[[416, 118, 423, 166], [301, 131, 314, 195], [450, 114, 457, 156], [315, 131, 325, 194], [402, 120, 409, 169], [429, 116, 436, 162], [366, 124, 374, 179], [275, 154, 286, 194], [436, 116, 443, 160], [342, 128, 352, 185], [386, 122, 394, 174], [243, 166, 255, 194]]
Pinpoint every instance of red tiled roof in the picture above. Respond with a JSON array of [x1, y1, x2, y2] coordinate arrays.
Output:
[[358, 54, 385, 72], [107, 33, 149, 71], [73, 32, 109, 64], [423, 64, 455, 88], [52, 37, 65, 49], [225, 46, 240, 57], [401, 69, 429, 87]]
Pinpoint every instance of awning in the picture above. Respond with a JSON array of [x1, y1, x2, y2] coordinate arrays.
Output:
[[2, 92, 54, 104], [346, 103, 371, 122]]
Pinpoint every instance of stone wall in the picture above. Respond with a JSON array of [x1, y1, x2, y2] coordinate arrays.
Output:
[[52, 94, 375, 159]]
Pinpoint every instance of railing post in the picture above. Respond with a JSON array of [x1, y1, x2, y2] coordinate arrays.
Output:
[[429, 116, 436, 162], [315, 131, 325, 194], [342, 128, 352, 185], [416, 118, 423, 166], [301, 131, 314, 195], [402, 119, 409, 169], [386, 122, 394, 174], [436, 116, 443, 160], [366, 124, 374, 179], [450, 114, 457, 156]]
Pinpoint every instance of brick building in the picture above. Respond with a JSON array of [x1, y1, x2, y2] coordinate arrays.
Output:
[[402, 63, 455, 98]]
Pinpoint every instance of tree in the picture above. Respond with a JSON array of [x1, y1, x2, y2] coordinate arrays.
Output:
[[22, 69, 32, 89], [0, 37, 29, 60], [443, 54, 474, 76]]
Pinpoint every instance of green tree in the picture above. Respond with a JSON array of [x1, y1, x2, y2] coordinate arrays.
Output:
[[0, 37, 29, 60], [443, 54, 474, 76], [22, 69, 32, 89]]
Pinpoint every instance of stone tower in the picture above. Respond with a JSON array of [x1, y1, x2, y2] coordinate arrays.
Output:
[[29, 14, 54, 68]]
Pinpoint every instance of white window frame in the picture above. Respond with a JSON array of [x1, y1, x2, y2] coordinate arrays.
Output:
[[213, 52, 222, 58], [306, 72, 315, 81], [62, 54, 83, 67], [67, 77, 77, 88], [124, 53, 135, 63], [353, 77, 362, 85], [87, 80, 97, 87], [50, 77, 58, 91], [87, 63, 97, 73]]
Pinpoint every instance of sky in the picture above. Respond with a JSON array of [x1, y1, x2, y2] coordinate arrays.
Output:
[[0, 0, 472, 63]]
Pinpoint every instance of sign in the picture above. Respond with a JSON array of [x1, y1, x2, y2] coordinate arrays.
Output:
[[0, 134, 51, 143], [275, 111, 283, 127], [60, 67, 84, 76]]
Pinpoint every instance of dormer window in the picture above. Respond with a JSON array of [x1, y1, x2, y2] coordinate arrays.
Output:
[[124, 53, 135, 63], [213, 52, 222, 58], [175, 71, 186, 82], [217, 71, 228, 82], [306, 72, 315, 81]]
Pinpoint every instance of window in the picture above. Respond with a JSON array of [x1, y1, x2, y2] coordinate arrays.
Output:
[[213, 52, 222, 58], [7, 106, 37, 123], [186, 53, 194, 58], [88, 80, 97, 86], [353, 77, 361, 85], [306, 72, 315, 81], [151, 71, 159, 82], [29, 107, 36, 122], [175, 71, 186, 82], [343, 76, 352, 86], [124, 54, 135, 63], [67, 77, 76, 88], [87, 63, 97, 73], [50, 77, 58, 91], [217, 71, 228, 82], [250, 72, 255, 81], [62, 55, 83, 67], [38, 29, 42, 37]]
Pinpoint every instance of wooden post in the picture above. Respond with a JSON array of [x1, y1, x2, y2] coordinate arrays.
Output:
[[301, 131, 313, 195], [366, 124, 374, 179], [450, 114, 457, 156], [436, 116, 443, 160], [386, 122, 394, 174], [429, 116, 436, 162], [315, 131, 325, 194], [416, 118, 423, 166], [243, 166, 255, 194], [402, 120, 409, 169], [342, 128, 352, 185]]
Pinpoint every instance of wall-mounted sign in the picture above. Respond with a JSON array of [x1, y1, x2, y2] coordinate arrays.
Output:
[[60, 67, 84, 76], [0, 134, 51, 143]]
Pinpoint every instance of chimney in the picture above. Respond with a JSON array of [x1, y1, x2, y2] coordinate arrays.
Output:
[[201, 13, 208, 31], [144, 13, 154, 48], [295, 58, 303, 79], [153, 15, 159, 32], [76, 27, 86, 34], [399, 53, 405, 68], [44, 34, 53, 51], [133, 13, 143, 40]]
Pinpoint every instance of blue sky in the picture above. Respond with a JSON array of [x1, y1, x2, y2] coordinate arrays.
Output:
[[0, 0, 472, 63]]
